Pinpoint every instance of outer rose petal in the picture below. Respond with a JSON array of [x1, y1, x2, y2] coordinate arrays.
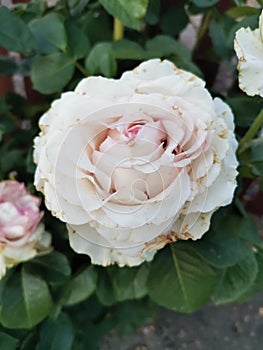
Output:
[[68, 224, 155, 267], [171, 211, 214, 240], [75, 76, 135, 99], [234, 11, 263, 97], [0, 224, 52, 279]]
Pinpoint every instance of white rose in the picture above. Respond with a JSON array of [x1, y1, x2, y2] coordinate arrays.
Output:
[[234, 10, 263, 97], [34, 59, 238, 267]]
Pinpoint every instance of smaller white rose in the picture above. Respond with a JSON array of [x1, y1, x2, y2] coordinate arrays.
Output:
[[234, 10, 263, 97]]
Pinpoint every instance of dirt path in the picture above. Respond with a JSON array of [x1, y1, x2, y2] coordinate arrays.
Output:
[[102, 293, 263, 350]]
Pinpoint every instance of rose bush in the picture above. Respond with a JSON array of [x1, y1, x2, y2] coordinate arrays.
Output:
[[0, 180, 51, 278], [1, 0, 263, 345], [34, 59, 238, 267], [234, 10, 263, 97]]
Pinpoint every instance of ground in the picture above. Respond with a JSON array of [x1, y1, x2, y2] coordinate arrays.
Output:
[[102, 292, 263, 350]]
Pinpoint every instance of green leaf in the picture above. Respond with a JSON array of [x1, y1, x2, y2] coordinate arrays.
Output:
[[189, 233, 251, 269], [68, 296, 113, 350], [226, 6, 261, 18], [31, 53, 74, 94], [85, 42, 116, 77], [251, 162, 263, 177], [0, 332, 18, 350], [191, 0, 219, 7], [212, 249, 258, 304], [148, 244, 216, 313], [0, 7, 36, 54], [145, 0, 160, 25], [209, 17, 229, 59], [68, 0, 90, 17], [190, 207, 261, 267], [36, 313, 74, 350], [97, 264, 149, 306], [29, 13, 67, 54], [114, 299, 157, 337], [20, 331, 39, 350], [237, 215, 262, 245], [0, 149, 25, 174], [26, 251, 71, 285], [237, 251, 263, 302], [81, 10, 112, 44], [65, 20, 91, 59], [227, 15, 259, 50], [63, 266, 98, 306], [112, 39, 146, 59], [146, 35, 191, 61], [0, 267, 53, 329], [226, 95, 263, 127], [161, 6, 188, 36], [0, 57, 18, 76], [99, 0, 148, 30], [0, 57, 32, 77]]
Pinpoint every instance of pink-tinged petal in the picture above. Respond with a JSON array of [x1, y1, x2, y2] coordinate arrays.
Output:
[[0, 180, 49, 267]]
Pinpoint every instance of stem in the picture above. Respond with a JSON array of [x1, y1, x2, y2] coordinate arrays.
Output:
[[193, 10, 213, 53], [113, 18, 124, 41], [238, 109, 263, 154], [74, 61, 88, 77]]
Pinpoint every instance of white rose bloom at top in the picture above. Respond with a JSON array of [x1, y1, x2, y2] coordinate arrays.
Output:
[[34, 59, 238, 267], [234, 10, 263, 97]]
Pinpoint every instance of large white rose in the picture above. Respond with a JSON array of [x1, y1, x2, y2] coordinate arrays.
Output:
[[234, 10, 263, 97], [34, 59, 238, 267]]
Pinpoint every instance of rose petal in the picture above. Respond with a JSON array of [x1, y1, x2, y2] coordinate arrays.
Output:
[[234, 26, 263, 97]]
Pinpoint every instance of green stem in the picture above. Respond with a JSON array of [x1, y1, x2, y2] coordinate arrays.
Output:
[[113, 18, 124, 41], [75, 61, 88, 77], [238, 109, 263, 154], [193, 10, 213, 53]]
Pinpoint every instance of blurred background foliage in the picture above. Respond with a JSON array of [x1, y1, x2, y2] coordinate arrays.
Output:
[[0, 1, 263, 349]]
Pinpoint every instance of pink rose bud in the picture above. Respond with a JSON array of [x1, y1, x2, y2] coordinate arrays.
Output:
[[0, 180, 51, 278], [0, 180, 42, 247]]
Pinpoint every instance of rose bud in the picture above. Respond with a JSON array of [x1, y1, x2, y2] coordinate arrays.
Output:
[[0, 180, 51, 277]]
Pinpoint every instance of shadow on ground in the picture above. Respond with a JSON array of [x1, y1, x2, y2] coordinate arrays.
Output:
[[102, 293, 263, 350]]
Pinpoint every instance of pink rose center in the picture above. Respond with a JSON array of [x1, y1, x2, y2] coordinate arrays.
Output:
[[123, 122, 145, 139]]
